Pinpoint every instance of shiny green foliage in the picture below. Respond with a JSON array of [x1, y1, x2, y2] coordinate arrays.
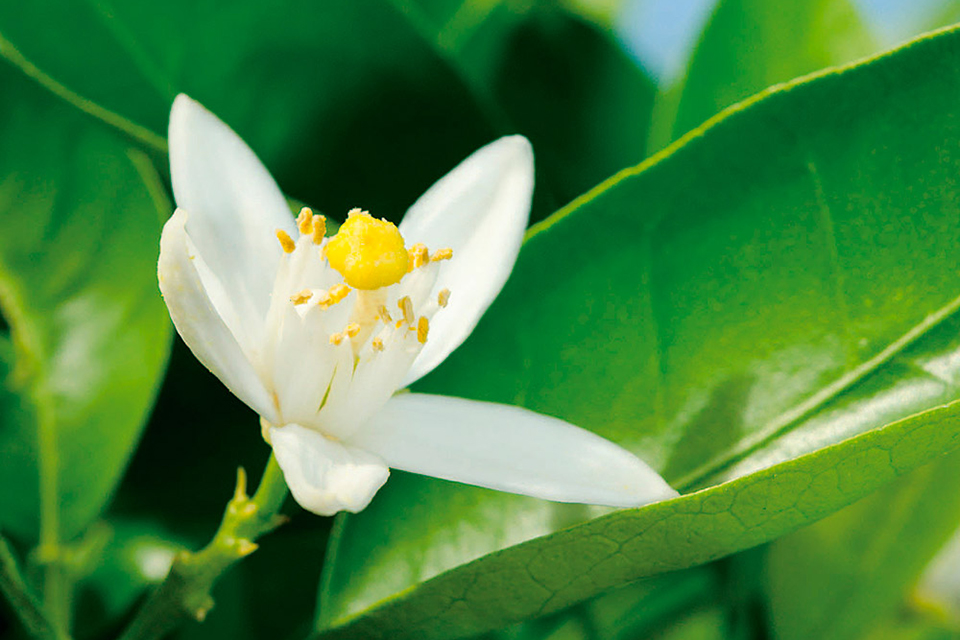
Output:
[[2, 1, 960, 639], [317, 22, 960, 639]]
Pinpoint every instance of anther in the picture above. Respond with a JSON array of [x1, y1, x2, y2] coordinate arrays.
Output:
[[297, 207, 313, 235], [346, 323, 361, 338], [431, 248, 453, 262], [398, 296, 415, 325], [372, 337, 385, 352], [329, 284, 351, 303], [377, 304, 393, 323], [329, 332, 345, 345], [437, 288, 451, 308], [417, 316, 429, 344], [311, 214, 326, 244], [276, 229, 296, 254], [316, 284, 350, 309], [408, 243, 429, 271], [290, 289, 313, 305]]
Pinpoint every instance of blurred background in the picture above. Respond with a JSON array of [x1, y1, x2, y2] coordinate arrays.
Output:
[[3, 0, 960, 639]]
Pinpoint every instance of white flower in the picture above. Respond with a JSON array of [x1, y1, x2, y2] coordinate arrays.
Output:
[[158, 94, 677, 516]]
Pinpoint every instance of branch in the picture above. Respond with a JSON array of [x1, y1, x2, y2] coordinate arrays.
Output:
[[118, 455, 289, 640]]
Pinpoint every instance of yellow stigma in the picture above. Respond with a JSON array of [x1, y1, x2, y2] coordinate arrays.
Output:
[[324, 209, 408, 290]]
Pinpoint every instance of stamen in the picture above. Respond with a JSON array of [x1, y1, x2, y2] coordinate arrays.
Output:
[[377, 304, 393, 323], [276, 229, 296, 254], [431, 248, 453, 262], [316, 284, 350, 309], [329, 332, 345, 345], [297, 207, 314, 235], [311, 214, 326, 244], [398, 296, 415, 325], [329, 283, 351, 303], [345, 323, 361, 338], [290, 289, 313, 305], [372, 337, 384, 352], [408, 243, 429, 271], [417, 316, 429, 344], [437, 288, 451, 308]]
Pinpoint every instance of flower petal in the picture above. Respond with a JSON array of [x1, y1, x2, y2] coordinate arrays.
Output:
[[158, 209, 279, 423], [399, 136, 534, 386], [350, 394, 678, 508], [270, 424, 390, 515], [168, 94, 295, 357]]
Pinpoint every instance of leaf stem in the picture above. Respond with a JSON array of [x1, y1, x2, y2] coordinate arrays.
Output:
[[117, 455, 288, 640], [0, 535, 63, 640], [0, 31, 168, 153]]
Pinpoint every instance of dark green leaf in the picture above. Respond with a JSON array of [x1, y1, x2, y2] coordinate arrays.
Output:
[[482, 568, 719, 640], [0, 63, 171, 542], [318, 24, 960, 639], [452, 3, 655, 211], [0, 0, 497, 222]]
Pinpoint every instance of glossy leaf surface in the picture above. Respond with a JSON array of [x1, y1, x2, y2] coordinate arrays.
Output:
[[317, 24, 960, 639], [669, 0, 874, 140]]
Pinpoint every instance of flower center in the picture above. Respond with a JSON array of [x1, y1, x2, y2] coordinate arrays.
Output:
[[266, 206, 455, 437], [274, 206, 453, 352], [324, 209, 409, 290]]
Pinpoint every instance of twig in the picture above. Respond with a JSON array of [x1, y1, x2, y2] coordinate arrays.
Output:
[[117, 455, 289, 640]]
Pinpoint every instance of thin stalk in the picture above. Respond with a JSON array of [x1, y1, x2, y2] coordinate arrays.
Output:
[[0, 535, 63, 640], [117, 455, 288, 640]]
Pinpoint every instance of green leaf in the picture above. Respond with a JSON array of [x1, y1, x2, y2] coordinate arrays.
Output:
[[317, 24, 960, 639], [481, 567, 720, 640], [653, 0, 874, 148], [0, 1, 499, 223], [0, 62, 171, 542], [764, 450, 960, 640], [319, 401, 960, 639]]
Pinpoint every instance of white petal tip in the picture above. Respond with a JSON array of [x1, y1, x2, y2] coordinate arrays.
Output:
[[497, 134, 533, 156], [610, 484, 680, 510], [169, 94, 204, 135]]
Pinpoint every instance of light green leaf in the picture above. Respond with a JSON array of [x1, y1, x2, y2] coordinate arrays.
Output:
[[861, 611, 960, 640], [764, 450, 960, 640], [652, 0, 874, 149], [0, 63, 171, 542], [317, 24, 960, 640], [0, 0, 497, 221]]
